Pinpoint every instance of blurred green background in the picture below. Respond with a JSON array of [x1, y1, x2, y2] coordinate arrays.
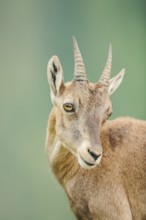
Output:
[[0, 0, 146, 220]]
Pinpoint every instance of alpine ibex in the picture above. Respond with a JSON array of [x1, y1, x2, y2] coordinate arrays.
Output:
[[46, 37, 146, 220]]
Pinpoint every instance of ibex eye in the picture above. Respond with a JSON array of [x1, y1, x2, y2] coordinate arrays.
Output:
[[63, 103, 75, 112]]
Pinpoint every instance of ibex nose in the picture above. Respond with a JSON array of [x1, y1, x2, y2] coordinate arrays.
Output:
[[88, 149, 101, 161], [78, 142, 102, 168]]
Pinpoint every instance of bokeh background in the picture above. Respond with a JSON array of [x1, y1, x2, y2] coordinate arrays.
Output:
[[0, 0, 146, 220]]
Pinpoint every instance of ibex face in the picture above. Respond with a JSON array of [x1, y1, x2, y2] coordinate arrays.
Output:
[[47, 37, 125, 169]]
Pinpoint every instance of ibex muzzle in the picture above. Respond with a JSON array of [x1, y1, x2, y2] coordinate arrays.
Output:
[[77, 141, 102, 169], [47, 37, 125, 169], [76, 98, 103, 169]]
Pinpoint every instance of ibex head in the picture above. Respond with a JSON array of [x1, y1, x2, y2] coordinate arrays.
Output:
[[47, 37, 125, 169]]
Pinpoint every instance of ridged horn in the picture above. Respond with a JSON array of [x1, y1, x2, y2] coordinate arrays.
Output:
[[99, 44, 112, 85], [73, 36, 87, 81]]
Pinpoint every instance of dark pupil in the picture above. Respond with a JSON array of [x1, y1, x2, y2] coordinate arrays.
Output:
[[66, 104, 72, 109]]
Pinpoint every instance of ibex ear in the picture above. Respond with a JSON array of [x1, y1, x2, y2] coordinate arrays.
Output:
[[108, 68, 125, 95], [47, 56, 64, 103]]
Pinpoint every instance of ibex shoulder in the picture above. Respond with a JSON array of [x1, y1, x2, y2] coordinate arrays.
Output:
[[101, 117, 146, 150]]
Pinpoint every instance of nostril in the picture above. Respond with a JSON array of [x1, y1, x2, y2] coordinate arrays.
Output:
[[88, 149, 101, 161]]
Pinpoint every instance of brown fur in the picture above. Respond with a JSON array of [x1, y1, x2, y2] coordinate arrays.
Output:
[[46, 55, 146, 220], [46, 110, 146, 220]]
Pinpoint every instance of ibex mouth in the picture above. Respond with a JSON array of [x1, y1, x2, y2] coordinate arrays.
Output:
[[80, 154, 95, 166], [78, 153, 95, 168]]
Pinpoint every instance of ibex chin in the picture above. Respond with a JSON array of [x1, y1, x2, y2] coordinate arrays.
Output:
[[46, 37, 146, 220]]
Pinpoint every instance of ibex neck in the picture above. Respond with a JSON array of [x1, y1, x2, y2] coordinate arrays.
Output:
[[46, 109, 79, 185], [52, 146, 79, 185]]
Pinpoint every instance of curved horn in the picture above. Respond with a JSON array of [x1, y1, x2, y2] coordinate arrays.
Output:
[[73, 36, 87, 81], [99, 44, 112, 85]]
